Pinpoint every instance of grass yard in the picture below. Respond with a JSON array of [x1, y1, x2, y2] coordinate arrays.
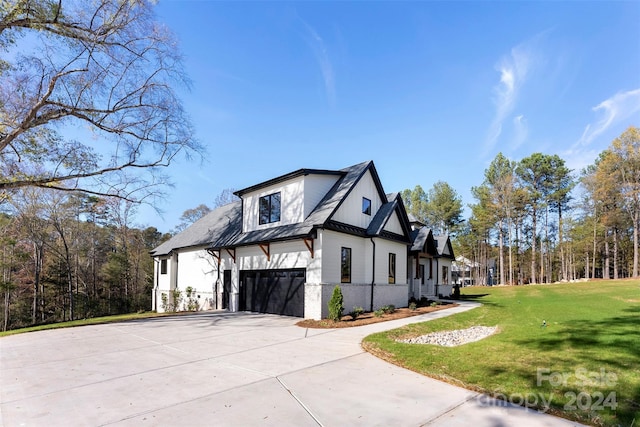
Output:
[[362, 280, 640, 427], [0, 311, 171, 337]]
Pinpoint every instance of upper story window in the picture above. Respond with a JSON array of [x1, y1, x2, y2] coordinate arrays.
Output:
[[160, 259, 167, 275], [259, 192, 281, 224], [362, 197, 371, 215]]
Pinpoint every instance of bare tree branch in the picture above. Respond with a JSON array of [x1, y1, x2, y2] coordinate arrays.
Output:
[[0, 0, 201, 202]]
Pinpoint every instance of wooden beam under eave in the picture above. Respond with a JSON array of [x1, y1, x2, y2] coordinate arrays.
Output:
[[226, 248, 236, 263], [259, 243, 270, 261], [207, 249, 221, 264], [303, 238, 314, 258]]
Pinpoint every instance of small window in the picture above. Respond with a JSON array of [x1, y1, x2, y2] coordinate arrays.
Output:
[[259, 192, 281, 224], [388, 253, 396, 284], [362, 197, 371, 215], [442, 265, 449, 284], [341, 247, 351, 283], [160, 259, 167, 275], [419, 264, 425, 285]]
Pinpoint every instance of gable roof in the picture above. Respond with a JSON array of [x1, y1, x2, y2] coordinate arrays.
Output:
[[151, 160, 413, 255], [366, 193, 412, 241], [434, 234, 455, 259], [218, 160, 380, 248], [305, 160, 377, 226], [409, 226, 443, 255]]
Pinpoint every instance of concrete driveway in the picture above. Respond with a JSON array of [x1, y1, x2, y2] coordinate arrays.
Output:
[[1, 302, 583, 427]]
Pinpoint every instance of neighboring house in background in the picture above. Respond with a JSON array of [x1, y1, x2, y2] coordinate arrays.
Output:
[[452, 255, 479, 286], [151, 161, 419, 319]]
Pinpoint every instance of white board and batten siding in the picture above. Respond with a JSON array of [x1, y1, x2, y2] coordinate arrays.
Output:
[[373, 239, 408, 286], [312, 229, 409, 318], [319, 229, 372, 285], [383, 211, 404, 235], [331, 170, 383, 228], [236, 240, 314, 272], [303, 174, 341, 218], [241, 173, 340, 233]]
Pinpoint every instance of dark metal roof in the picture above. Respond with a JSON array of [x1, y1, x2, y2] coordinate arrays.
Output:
[[151, 160, 415, 255], [150, 201, 242, 256], [410, 227, 433, 252], [234, 168, 344, 196], [434, 234, 456, 259]]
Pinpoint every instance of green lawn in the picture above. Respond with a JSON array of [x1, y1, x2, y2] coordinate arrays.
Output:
[[363, 280, 640, 427], [0, 311, 172, 337]]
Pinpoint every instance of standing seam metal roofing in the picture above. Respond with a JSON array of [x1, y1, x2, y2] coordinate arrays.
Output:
[[149, 201, 242, 256]]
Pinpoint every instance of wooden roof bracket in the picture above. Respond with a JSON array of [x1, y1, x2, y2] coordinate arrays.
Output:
[[207, 249, 221, 264], [226, 248, 236, 263], [259, 243, 270, 261], [303, 237, 314, 258]]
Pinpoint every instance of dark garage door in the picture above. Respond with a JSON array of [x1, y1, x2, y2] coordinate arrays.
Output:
[[239, 269, 305, 317]]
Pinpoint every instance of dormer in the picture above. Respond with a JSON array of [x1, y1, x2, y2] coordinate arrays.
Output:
[[235, 168, 342, 233]]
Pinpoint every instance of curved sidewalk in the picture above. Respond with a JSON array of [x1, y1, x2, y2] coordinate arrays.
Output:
[[0, 302, 585, 426]]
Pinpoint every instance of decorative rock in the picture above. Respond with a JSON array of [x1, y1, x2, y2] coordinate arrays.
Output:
[[398, 325, 498, 347]]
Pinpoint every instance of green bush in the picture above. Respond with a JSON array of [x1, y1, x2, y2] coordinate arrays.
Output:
[[185, 286, 198, 311], [409, 302, 417, 311], [374, 309, 384, 317], [382, 304, 396, 314], [430, 301, 438, 307], [328, 285, 344, 321], [171, 288, 182, 311], [349, 306, 364, 320]]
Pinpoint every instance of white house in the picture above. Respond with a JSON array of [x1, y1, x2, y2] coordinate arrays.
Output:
[[150, 161, 454, 319]]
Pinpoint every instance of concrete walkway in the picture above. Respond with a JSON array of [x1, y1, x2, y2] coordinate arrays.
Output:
[[0, 302, 585, 426]]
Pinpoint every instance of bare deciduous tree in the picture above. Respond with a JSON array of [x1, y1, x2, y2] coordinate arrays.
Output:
[[0, 0, 200, 201]]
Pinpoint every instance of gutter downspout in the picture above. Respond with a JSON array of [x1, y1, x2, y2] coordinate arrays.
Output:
[[435, 257, 439, 298], [370, 238, 376, 312]]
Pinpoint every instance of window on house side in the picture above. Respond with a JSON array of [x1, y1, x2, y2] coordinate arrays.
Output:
[[341, 247, 351, 283], [419, 264, 425, 285], [388, 253, 396, 284], [362, 197, 371, 215], [259, 192, 281, 224], [160, 259, 167, 275], [442, 266, 449, 284]]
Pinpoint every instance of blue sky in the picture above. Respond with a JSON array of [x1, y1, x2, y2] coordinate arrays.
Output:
[[140, 0, 640, 233]]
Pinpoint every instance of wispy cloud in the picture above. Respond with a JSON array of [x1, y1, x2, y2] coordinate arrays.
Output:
[[562, 88, 640, 173], [512, 114, 528, 150], [299, 18, 336, 107], [484, 32, 550, 154], [576, 88, 640, 147]]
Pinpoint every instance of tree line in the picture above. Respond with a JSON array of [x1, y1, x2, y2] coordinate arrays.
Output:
[[403, 126, 639, 286], [0, 189, 169, 331]]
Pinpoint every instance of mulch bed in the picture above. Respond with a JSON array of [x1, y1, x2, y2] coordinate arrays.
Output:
[[296, 302, 459, 329]]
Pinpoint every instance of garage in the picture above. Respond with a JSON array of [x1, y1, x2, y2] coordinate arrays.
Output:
[[239, 269, 306, 317]]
